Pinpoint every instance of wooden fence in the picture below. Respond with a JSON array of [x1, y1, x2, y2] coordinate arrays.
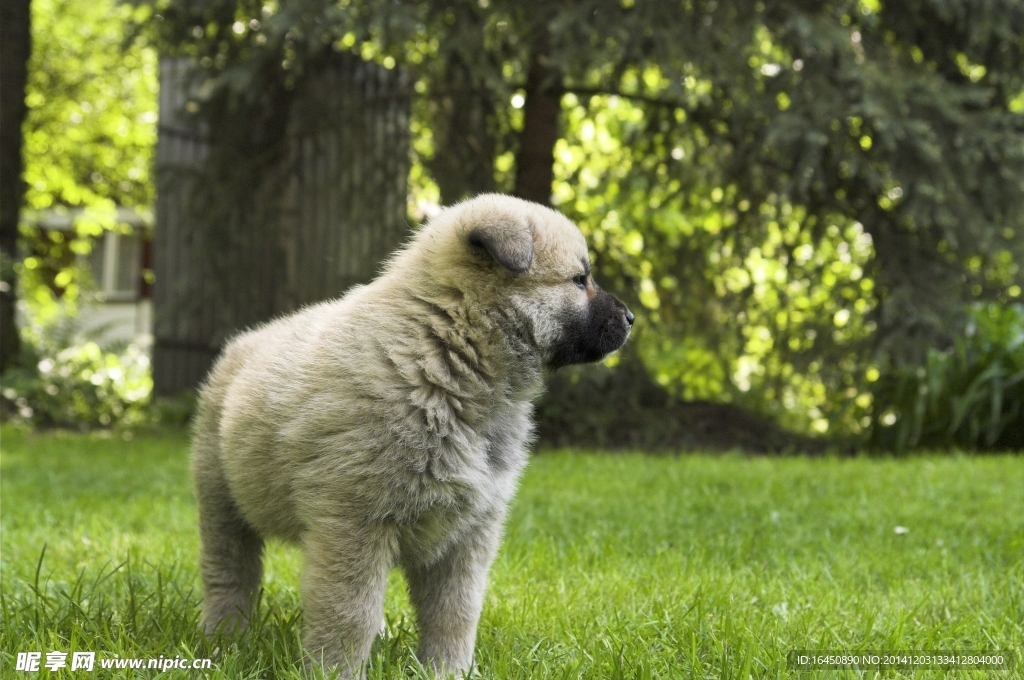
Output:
[[153, 53, 411, 395]]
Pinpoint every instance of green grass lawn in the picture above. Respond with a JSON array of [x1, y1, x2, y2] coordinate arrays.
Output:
[[2, 426, 1022, 678]]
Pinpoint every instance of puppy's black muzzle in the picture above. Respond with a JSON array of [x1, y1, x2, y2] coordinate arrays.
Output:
[[548, 286, 633, 369]]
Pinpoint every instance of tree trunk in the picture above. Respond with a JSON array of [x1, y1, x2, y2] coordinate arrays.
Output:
[[513, 46, 562, 206], [0, 0, 31, 373]]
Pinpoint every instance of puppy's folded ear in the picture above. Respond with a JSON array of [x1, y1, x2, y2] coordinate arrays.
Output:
[[468, 217, 535, 273]]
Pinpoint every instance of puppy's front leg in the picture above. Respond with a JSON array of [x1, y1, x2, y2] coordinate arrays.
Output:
[[302, 521, 398, 678], [403, 518, 502, 677]]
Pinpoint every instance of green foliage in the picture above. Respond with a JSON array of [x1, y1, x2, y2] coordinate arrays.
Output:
[[24, 0, 156, 213], [870, 304, 1024, 451], [545, 1, 1024, 435], [132, 0, 1024, 443], [1, 315, 152, 429], [18, 0, 157, 315], [3, 430, 1023, 677], [554, 94, 880, 434], [15, 223, 93, 321], [5, 0, 158, 430]]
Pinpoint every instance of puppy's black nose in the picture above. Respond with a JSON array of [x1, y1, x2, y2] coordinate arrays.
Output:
[[625, 309, 635, 326]]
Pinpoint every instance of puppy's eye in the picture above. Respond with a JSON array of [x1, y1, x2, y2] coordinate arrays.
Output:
[[572, 274, 588, 290]]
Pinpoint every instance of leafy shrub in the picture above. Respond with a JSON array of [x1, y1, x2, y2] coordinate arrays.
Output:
[[150, 391, 198, 427], [869, 304, 1024, 451], [1, 316, 152, 429]]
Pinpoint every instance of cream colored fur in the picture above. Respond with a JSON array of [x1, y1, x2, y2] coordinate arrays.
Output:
[[192, 194, 630, 677]]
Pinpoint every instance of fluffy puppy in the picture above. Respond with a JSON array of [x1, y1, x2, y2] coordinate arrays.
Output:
[[192, 194, 633, 676]]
